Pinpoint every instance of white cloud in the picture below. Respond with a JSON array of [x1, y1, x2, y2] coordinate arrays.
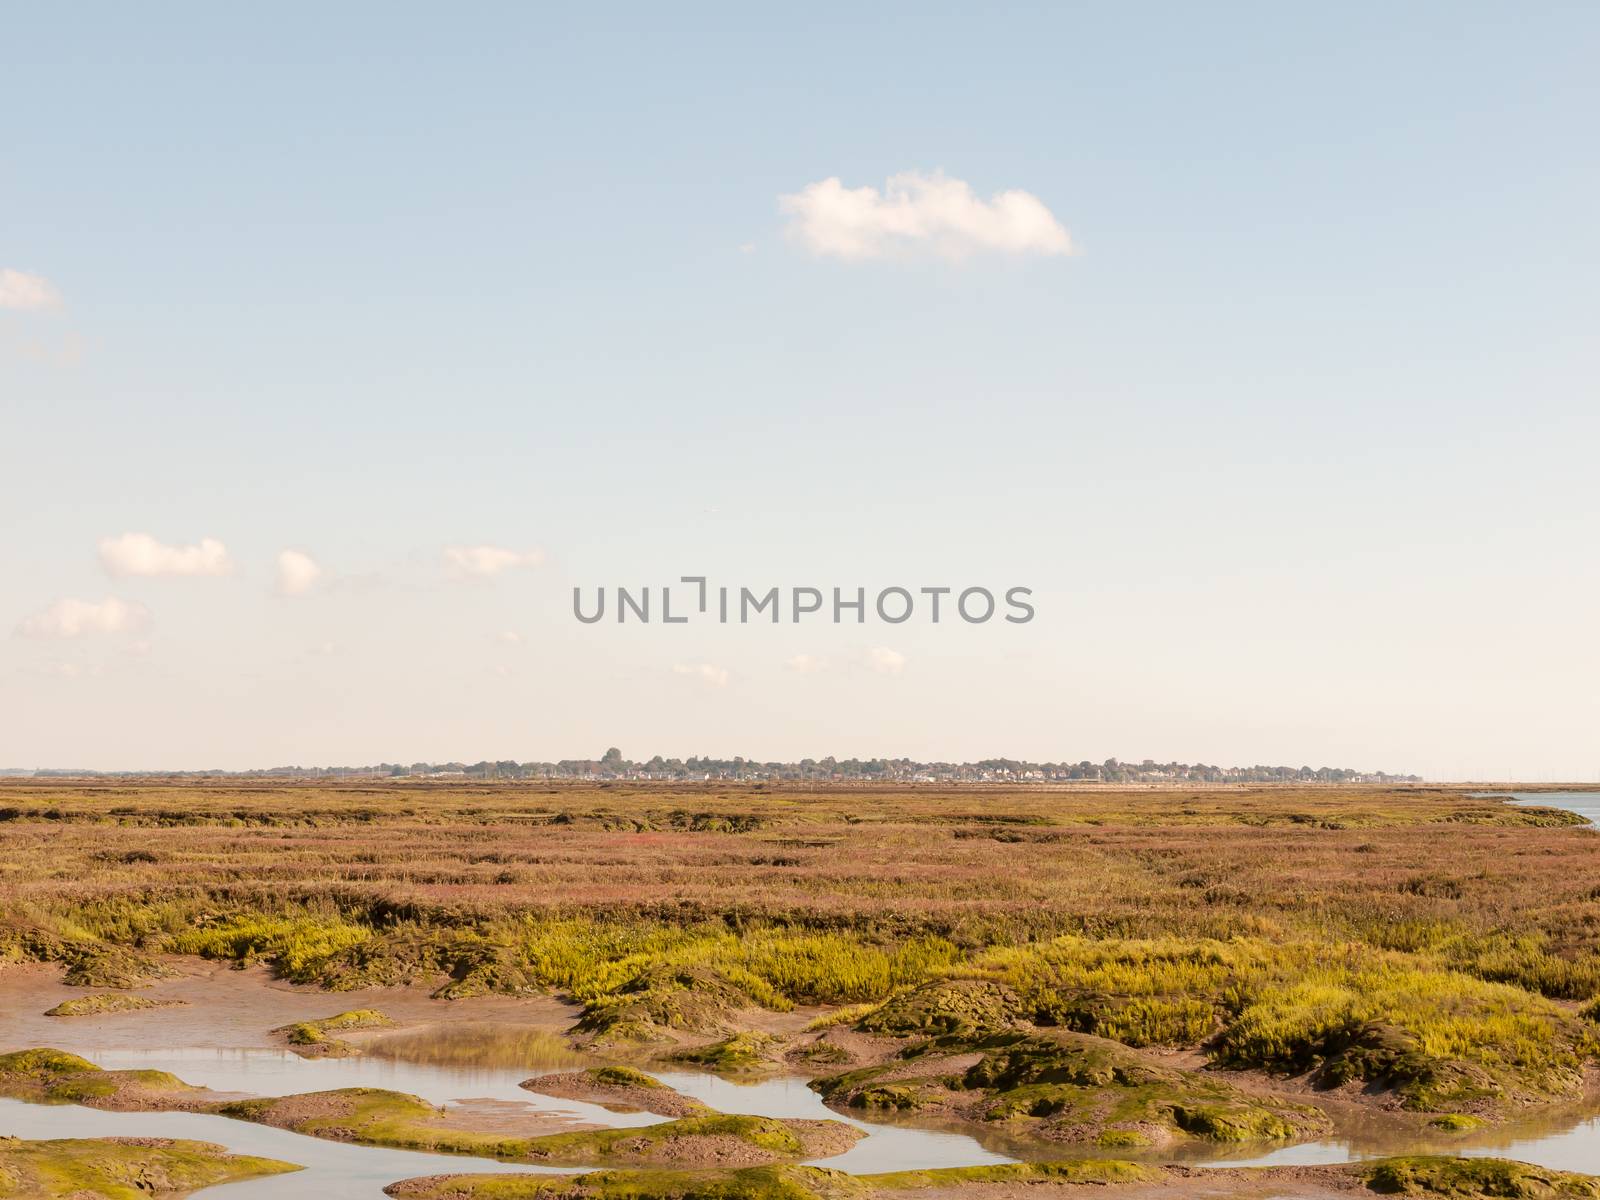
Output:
[[786, 654, 827, 674], [867, 646, 907, 675], [674, 662, 731, 688], [0, 268, 62, 311], [779, 170, 1071, 262], [444, 545, 545, 579], [276, 549, 322, 597], [17, 596, 148, 639], [98, 532, 233, 578], [496, 631, 524, 646]]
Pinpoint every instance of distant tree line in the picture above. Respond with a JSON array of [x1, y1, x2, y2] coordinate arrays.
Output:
[[29, 752, 1418, 783]]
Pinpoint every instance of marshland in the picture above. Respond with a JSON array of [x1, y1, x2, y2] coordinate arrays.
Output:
[[2, 778, 1599, 1198]]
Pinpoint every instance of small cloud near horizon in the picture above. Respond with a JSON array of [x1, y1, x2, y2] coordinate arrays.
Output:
[[0, 268, 62, 311], [17, 596, 148, 639], [674, 662, 731, 688], [99, 532, 233, 578], [866, 646, 907, 675], [444, 544, 545, 579], [276, 549, 322, 597], [779, 170, 1070, 262], [786, 654, 827, 674]]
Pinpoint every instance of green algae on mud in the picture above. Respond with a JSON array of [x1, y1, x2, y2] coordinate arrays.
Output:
[[45, 993, 187, 1017], [663, 1032, 787, 1075], [223, 1091, 860, 1166], [274, 1007, 394, 1056], [1360, 1156, 1600, 1196], [0, 1135, 299, 1199], [379, 1157, 1600, 1200], [381, 1164, 872, 1200], [0, 1048, 198, 1107], [380, 1162, 1160, 1200]]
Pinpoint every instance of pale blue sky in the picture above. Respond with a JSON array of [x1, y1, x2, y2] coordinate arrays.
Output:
[[3, 3, 1597, 777]]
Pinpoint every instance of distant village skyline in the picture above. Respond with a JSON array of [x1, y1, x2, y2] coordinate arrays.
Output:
[[12, 752, 1421, 784]]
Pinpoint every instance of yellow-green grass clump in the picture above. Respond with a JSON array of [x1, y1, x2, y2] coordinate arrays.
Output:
[[855, 978, 1022, 1040], [162, 911, 960, 1042], [663, 1032, 785, 1074], [1427, 1114, 1487, 1132], [0, 1135, 299, 1199], [45, 993, 185, 1017], [968, 936, 1596, 1112], [802, 1003, 881, 1032]]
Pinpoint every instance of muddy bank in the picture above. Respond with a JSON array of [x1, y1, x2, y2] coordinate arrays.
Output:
[[379, 1157, 1600, 1200], [0, 960, 584, 1056], [522, 1068, 712, 1117], [0, 1049, 861, 1168]]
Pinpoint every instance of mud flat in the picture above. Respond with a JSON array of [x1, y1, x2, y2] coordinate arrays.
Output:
[[6, 779, 1600, 1195]]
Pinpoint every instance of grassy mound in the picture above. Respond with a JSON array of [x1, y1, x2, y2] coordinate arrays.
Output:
[[0, 1135, 298, 1198], [1362, 1155, 1600, 1197], [520, 1067, 711, 1117], [46, 993, 185, 1017], [664, 1032, 785, 1074], [0, 1048, 194, 1107], [971, 936, 1596, 1112], [576, 966, 752, 1045], [815, 1029, 1328, 1146], [274, 1008, 394, 1055], [855, 979, 1023, 1040]]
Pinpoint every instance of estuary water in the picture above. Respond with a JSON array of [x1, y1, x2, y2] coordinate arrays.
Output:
[[1211, 1110, 1600, 1175], [14, 1034, 1600, 1195], [0, 1040, 1010, 1198], [1492, 791, 1600, 826]]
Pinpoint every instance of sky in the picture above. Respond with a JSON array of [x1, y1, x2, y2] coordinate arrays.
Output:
[[2, 3, 1597, 778]]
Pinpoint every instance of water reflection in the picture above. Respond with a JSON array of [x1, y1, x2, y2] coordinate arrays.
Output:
[[89, 1046, 658, 1128], [363, 1023, 592, 1072], [0, 1096, 574, 1200], [13, 1022, 1600, 1192], [652, 1071, 1014, 1173]]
